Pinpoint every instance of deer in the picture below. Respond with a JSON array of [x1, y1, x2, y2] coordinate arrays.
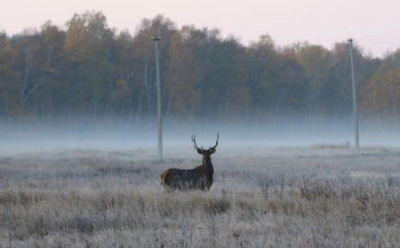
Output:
[[161, 132, 219, 191]]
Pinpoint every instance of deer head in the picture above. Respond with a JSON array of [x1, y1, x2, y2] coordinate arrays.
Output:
[[191, 132, 219, 156]]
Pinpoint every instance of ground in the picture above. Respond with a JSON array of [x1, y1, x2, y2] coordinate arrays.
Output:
[[0, 145, 400, 247]]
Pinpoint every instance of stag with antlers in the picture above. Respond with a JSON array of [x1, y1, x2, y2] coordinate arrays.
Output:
[[161, 133, 219, 191]]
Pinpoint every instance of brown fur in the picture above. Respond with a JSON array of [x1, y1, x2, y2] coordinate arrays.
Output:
[[160, 169, 170, 185]]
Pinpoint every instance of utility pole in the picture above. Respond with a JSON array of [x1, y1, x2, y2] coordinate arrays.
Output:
[[349, 39, 359, 153], [152, 37, 163, 160]]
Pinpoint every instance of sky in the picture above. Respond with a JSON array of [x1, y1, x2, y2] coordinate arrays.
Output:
[[0, 0, 399, 58]]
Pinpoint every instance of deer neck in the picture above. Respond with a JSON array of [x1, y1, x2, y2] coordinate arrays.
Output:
[[202, 156, 213, 170]]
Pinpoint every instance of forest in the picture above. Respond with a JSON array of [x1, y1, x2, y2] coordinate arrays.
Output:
[[0, 11, 399, 124]]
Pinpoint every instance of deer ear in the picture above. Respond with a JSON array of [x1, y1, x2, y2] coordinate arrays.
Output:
[[210, 149, 216, 154], [197, 149, 203, 154]]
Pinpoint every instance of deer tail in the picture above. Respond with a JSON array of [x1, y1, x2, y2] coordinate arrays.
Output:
[[161, 169, 170, 185]]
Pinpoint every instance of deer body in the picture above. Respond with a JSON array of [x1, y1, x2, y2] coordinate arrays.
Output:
[[161, 133, 218, 191]]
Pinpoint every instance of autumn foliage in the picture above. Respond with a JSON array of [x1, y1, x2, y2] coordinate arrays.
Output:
[[0, 11, 398, 122]]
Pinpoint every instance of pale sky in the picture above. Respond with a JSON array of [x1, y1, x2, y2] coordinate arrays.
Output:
[[1, 0, 399, 58]]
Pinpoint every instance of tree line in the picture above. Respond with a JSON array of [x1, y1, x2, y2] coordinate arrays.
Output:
[[0, 11, 399, 125]]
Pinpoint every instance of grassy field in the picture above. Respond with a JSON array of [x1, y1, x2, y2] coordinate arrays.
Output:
[[0, 145, 400, 247]]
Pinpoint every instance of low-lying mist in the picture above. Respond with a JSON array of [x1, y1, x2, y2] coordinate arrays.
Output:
[[0, 116, 399, 153]]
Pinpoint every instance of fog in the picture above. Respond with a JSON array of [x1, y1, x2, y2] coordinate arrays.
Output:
[[1, 116, 398, 153]]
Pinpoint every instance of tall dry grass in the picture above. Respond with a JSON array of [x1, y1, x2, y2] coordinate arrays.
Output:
[[0, 147, 400, 247]]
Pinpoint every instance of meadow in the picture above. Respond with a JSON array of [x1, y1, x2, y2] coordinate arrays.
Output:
[[0, 145, 400, 247]]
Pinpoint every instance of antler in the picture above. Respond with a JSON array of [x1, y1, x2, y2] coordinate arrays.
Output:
[[191, 134, 201, 150], [209, 132, 219, 149]]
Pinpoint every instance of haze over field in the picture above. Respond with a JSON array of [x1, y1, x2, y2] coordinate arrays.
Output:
[[1, 117, 400, 153]]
